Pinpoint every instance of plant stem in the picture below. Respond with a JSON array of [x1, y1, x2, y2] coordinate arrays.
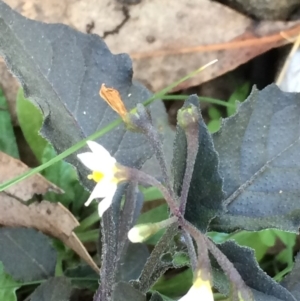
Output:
[[131, 104, 172, 193], [182, 230, 197, 272], [179, 125, 199, 214], [203, 236, 253, 300], [135, 223, 178, 293], [126, 167, 180, 217], [180, 219, 211, 280]]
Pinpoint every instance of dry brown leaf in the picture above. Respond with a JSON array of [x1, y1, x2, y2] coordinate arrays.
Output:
[[0, 195, 99, 272], [0, 151, 99, 272], [3, 0, 300, 94], [105, 0, 300, 92], [0, 151, 63, 200]]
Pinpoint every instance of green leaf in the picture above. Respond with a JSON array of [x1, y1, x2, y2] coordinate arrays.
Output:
[[31, 277, 72, 301], [17, 89, 88, 210], [207, 119, 221, 133], [275, 230, 296, 250], [227, 81, 250, 116], [16, 89, 47, 160], [0, 1, 164, 190], [135, 225, 178, 294], [230, 230, 276, 262], [0, 89, 18, 158], [281, 252, 300, 300], [64, 264, 98, 291], [172, 95, 224, 232], [258, 230, 277, 247], [149, 291, 175, 301], [211, 85, 300, 233], [172, 251, 190, 268], [208, 106, 222, 120], [141, 186, 163, 202], [0, 227, 57, 281], [153, 268, 192, 298], [216, 240, 296, 301], [112, 282, 146, 301], [0, 262, 20, 301], [117, 242, 149, 283], [138, 204, 168, 225]]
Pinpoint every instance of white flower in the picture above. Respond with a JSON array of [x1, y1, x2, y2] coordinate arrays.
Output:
[[128, 223, 160, 243], [178, 276, 214, 301], [128, 217, 178, 243], [77, 141, 121, 216]]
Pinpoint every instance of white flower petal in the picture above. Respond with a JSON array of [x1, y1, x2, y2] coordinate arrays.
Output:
[[79, 141, 120, 214], [98, 193, 115, 217], [87, 141, 115, 163], [77, 153, 102, 171], [77, 152, 116, 176], [84, 194, 95, 207], [178, 279, 213, 301], [84, 181, 117, 207]]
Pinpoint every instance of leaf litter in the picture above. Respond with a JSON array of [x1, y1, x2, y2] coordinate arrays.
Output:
[[1, 0, 300, 98], [0, 151, 63, 200], [0, 152, 99, 272]]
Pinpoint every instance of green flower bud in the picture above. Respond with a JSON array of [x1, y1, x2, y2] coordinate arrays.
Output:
[[177, 104, 200, 129]]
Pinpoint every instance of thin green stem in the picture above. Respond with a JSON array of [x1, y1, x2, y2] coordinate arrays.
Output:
[[143, 60, 218, 107], [0, 61, 217, 192], [0, 279, 46, 289], [76, 210, 100, 232], [0, 119, 121, 191], [162, 95, 235, 108], [76, 229, 99, 243], [0, 277, 99, 290]]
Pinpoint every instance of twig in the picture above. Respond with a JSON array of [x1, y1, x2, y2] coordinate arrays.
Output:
[[130, 25, 300, 59], [276, 33, 300, 85]]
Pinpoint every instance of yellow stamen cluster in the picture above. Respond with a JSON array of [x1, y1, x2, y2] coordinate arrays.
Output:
[[88, 171, 104, 183]]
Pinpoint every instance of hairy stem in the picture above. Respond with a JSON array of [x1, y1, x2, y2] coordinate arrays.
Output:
[[179, 125, 199, 214], [182, 230, 197, 272], [181, 219, 211, 280], [130, 104, 173, 191], [135, 223, 178, 293], [125, 167, 180, 217], [204, 236, 253, 300]]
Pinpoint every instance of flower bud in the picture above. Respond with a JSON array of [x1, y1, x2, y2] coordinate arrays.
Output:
[[128, 217, 178, 243], [128, 223, 160, 243], [179, 270, 213, 301], [177, 104, 200, 130]]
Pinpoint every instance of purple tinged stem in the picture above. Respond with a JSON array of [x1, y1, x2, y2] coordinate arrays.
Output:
[[180, 219, 211, 281], [182, 230, 198, 272], [203, 236, 253, 300], [179, 123, 199, 214], [126, 167, 180, 217]]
